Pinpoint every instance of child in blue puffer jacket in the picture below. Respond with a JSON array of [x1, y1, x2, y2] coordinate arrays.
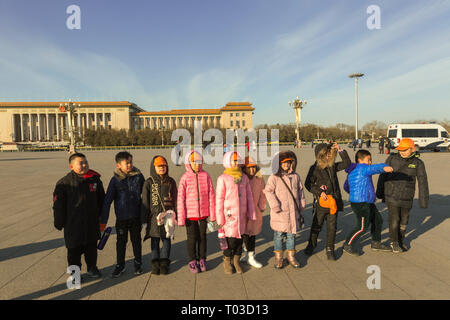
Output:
[[343, 150, 393, 256], [100, 151, 145, 277]]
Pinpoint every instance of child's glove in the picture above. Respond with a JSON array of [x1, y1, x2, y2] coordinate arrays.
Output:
[[100, 223, 106, 233]]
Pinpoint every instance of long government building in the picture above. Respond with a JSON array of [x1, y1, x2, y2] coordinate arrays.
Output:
[[0, 101, 255, 143]]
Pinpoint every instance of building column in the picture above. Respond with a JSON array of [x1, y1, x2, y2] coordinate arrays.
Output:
[[46, 114, 50, 141], [11, 114, 16, 142], [56, 114, 60, 141], [77, 113, 81, 136], [37, 114, 41, 141], [103, 112, 106, 129], [28, 113, 33, 142], [110, 113, 113, 129], [95, 113, 98, 130]]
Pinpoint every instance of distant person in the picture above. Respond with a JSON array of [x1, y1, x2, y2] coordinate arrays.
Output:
[[311, 141, 314, 148], [376, 138, 429, 253], [352, 139, 357, 151], [342, 150, 393, 256], [366, 139, 371, 148], [378, 137, 384, 154], [385, 139, 392, 154], [53, 153, 105, 280]]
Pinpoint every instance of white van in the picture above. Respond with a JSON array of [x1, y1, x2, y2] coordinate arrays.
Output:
[[387, 123, 450, 152]]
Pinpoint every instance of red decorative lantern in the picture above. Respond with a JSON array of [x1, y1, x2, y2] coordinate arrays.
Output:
[[59, 106, 66, 112]]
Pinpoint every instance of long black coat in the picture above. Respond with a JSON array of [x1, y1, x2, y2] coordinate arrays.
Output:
[[376, 152, 429, 209], [305, 150, 351, 212], [141, 156, 177, 239], [53, 170, 105, 248]]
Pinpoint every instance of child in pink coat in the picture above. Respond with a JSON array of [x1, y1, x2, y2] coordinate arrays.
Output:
[[177, 150, 215, 273], [264, 151, 306, 269], [241, 156, 266, 268], [216, 151, 256, 274]]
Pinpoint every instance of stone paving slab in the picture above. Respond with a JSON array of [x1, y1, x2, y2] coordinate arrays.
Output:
[[0, 147, 449, 300]]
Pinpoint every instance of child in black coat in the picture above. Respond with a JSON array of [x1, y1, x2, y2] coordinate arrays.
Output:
[[53, 153, 105, 278], [141, 155, 178, 275], [304, 142, 350, 260]]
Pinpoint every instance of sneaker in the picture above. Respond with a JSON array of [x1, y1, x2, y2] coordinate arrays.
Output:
[[87, 267, 102, 278], [188, 260, 200, 274], [343, 243, 360, 256], [399, 243, 409, 252], [134, 261, 143, 275], [111, 264, 125, 278], [371, 241, 392, 252], [199, 259, 207, 272], [390, 242, 401, 254]]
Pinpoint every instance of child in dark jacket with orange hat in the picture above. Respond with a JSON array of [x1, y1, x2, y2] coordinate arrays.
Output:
[[53, 153, 105, 279], [141, 155, 177, 275], [376, 138, 429, 253]]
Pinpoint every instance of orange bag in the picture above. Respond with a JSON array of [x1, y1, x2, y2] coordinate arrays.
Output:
[[319, 195, 338, 215]]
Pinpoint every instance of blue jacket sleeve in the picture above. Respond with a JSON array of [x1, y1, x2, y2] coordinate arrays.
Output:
[[364, 163, 387, 176], [100, 177, 116, 224]]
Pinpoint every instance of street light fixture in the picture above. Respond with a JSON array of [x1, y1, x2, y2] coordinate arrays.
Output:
[[59, 99, 81, 154], [289, 96, 307, 148], [348, 73, 364, 140]]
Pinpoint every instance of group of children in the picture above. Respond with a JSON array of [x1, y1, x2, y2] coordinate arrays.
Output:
[[53, 138, 428, 279]]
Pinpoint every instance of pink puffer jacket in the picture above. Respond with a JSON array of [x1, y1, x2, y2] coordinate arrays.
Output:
[[177, 150, 216, 226], [264, 151, 306, 234], [244, 172, 266, 236], [216, 151, 256, 238]]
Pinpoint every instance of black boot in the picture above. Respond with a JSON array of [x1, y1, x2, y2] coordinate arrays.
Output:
[[326, 246, 336, 261], [159, 258, 171, 275], [151, 259, 160, 275], [304, 233, 318, 256]]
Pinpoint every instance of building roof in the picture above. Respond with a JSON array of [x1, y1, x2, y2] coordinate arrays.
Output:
[[137, 102, 254, 116], [138, 109, 222, 116], [0, 101, 135, 107]]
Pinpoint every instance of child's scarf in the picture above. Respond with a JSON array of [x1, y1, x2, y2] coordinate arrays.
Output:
[[224, 167, 242, 184]]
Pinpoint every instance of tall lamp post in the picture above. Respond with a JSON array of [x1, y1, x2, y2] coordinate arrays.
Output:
[[348, 73, 364, 141], [59, 99, 81, 154], [289, 97, 307, 148]]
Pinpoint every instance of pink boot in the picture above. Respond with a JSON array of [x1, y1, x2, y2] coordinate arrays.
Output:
[[188, 260, 200, 274]]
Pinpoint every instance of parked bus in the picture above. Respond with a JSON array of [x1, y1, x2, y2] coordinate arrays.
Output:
[[387, 123, 450, 152]]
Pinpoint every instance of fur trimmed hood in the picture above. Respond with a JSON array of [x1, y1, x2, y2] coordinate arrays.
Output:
[[270, 150, 298, 176], [114, 166, 142, 181]]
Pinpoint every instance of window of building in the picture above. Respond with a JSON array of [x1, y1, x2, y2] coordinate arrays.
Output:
[[242, 120, 245, 127], [236, 113, 239, 117], [236, 120, 240, 127], [230, 121, 233, 126], [230, 113, 233, 117]]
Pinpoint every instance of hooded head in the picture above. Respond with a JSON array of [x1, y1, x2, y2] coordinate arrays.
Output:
[[150, 155, 169, 182], [270, 150, 298, 176], [222, 151, 243, 169], [184, 150, 204, 173], [314, 143, 337, 169], [243, 156, 261, 179]]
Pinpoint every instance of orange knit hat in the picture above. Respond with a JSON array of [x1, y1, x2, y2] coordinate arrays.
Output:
[[319, 195, 338, 215], [281, 157, 294, 163], [153, 156, 167, 167], [244, 156, 257, 167]]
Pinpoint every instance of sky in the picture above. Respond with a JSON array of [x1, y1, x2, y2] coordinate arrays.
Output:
[[0, 0, 449, 126]]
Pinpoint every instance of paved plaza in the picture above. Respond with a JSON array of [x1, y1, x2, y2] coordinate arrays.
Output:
[[0, 147, 449, 300]]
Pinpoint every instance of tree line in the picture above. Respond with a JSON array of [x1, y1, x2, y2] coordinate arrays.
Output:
[[79, 119, 450, 147]]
